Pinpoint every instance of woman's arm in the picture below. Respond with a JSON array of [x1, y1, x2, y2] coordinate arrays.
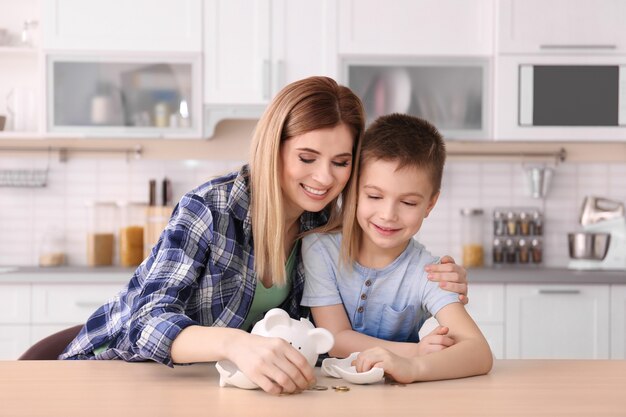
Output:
[[311, 305, 454, 359], [354, 303, 493, 383], [426, 255, 469, 304]]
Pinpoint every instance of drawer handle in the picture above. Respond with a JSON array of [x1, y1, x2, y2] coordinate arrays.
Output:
[[540, 44, 617, 50], [538, 289, 581, 295], [74, 301, 102, 308]]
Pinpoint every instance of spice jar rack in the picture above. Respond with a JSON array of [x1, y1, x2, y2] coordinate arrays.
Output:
[[492, 207, 543, 266]]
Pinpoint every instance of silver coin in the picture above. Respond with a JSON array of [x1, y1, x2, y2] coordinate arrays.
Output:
[[308, 385, 329, 391]]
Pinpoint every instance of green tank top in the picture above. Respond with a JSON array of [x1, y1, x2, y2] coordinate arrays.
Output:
[[241, 240, 300, 331]]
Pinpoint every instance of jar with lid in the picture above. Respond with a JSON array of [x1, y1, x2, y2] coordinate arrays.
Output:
[[532, 211, 543, 236], [518, 238, 530, 263], [86, 202, 118, 266], [39, 228, 66, 267], [460, 208, 484, 268], [493, 210, 505, 236], [531, 238, 543, 263], [519, 212, 531, 236], [492, 238, 504, 264], [505, 211, 518, 236], [505, 238, 517, 264], [118, 201, 147, 267]]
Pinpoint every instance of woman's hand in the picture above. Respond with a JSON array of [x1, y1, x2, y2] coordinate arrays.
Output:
[[226, 332, 316, 395], [414, 325, 455, 356], [354, 347, 416, 385], [425, 255, 469, 305]]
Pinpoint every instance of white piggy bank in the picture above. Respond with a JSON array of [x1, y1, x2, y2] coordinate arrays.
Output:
[[215, 308, 334, 389]]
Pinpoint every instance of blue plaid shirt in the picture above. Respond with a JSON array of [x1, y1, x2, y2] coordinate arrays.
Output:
[[60, 165, 328, 366]]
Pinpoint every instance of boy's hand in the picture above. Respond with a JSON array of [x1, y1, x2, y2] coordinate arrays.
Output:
[[353, 347, 415, 384], [414, 325, 455, 356], [425, 255, 469, 305]]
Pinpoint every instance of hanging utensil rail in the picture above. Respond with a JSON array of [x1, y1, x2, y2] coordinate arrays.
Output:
[[0, 145, 143, 162]]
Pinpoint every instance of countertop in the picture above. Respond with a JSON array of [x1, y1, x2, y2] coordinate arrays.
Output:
[[0, 265, 625, 284], [1, 360, 624, 417]]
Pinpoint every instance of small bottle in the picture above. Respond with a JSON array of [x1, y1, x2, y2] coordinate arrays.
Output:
[[493, 210, 505, 236], [531, 238, 543, 263], [518, 238, 530, 263], [492, 238, 504, 264], [505, 238, 517, 264], [519, 211, 531, 236], [506, 211, 518, 236], [532, 211, 543, 236]]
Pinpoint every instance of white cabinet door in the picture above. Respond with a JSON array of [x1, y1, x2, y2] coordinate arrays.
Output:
[[271, 0, 338, 90], [0, 325, 31, 360], [506, 284, 610, 359], [203, 0, 271, 105], [498, 0, 626, 54], [0, 285, 30, 324], [466, 284, 505, 358], [42, 0, 202, 52], [611, 285, 626, 359], [32, 284, 120, 324], [339, 0, 494, 56]]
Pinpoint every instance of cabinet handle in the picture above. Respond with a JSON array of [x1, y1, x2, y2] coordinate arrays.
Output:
[[538, 289, 581, 295], [276, 60, 286, 91], [75, 301, 102, 308], [540, 44, 617, 50], [262, 59, 271, 100]]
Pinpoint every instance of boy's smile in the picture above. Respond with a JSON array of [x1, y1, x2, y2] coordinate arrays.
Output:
[[356, 159, 439, 268]]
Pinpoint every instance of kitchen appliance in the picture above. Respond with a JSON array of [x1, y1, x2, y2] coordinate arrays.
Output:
[[495, 55, 626, 140], [568, 197, 626, 270]]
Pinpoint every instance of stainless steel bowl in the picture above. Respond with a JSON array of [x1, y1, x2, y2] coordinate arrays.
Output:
[[567, 232, 611, 260]]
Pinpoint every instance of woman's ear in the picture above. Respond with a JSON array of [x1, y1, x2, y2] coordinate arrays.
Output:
[[424, 191, 440, 218]]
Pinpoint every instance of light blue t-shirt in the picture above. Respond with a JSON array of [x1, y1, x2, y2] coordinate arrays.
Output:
[[301, 233, 459, 343]]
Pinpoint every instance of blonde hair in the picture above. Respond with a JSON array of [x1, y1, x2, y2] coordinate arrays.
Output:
[[249, 76, 364, 286]]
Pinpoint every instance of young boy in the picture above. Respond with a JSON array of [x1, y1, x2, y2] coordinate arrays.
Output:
[[301, 113, 492, 383]]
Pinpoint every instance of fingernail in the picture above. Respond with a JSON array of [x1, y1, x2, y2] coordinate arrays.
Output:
[[427, 274, 434, 280], [440, 282, 447, 288], [424, 266, 432, 272]]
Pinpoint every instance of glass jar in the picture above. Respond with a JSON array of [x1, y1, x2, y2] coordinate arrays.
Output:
[[39, 228, 66, 267], [118, 202, 147, 267], [505, 211, 518, 236], [531, 238, 543, 263], [519, 211, 531, 236], [532, 211, 543, 236], [493, 210, 505, 236], [518, 238, 530, 263], [460, 208, 484, 268], [86, 202, 117, 266], [505, 238, 517, 264], [492, 238, 504, 264]]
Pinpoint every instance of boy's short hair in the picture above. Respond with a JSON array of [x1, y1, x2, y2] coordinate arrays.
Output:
[[360, 113, 446, 194]]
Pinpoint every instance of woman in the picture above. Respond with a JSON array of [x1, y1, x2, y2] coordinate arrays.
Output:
[[61, 76, 468, 395]]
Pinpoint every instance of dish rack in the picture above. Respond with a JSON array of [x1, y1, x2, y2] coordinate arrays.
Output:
[[0, 168, 48, 187]]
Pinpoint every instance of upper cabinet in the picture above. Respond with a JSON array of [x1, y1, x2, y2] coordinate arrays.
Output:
[[203, 0, 337, 136], [339, 0, 494, 56], [42, 0, 202, 52], [498, 0, 626, 54]]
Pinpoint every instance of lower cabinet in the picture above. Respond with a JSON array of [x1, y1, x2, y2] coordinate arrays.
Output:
[[505, 284, 610, 359], [0, 282, 123, 360], [611, 285, 626, 359]]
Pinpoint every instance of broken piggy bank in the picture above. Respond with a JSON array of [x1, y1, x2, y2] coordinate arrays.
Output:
[[215, 308, 334, 389]]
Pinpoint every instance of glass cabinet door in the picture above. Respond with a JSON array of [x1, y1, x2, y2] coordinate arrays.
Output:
[[345, 59, 490, 139], [46, 54, 202, 138]]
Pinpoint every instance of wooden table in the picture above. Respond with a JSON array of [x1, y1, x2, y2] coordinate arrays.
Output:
[[1, 360, 625, 417]]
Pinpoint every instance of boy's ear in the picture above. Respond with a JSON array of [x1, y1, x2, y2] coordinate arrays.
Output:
[[424, 191, 440, 218]]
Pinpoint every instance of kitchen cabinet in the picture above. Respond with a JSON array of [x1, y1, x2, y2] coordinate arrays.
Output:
[[0, 281, 122, 360], [45, 53, 202, 138], [42, 0, 202, 52], [498, 0, 626, 54], [344, 59, 491, 139], [203, 0, 337, 137], [338, 0, 494, 56], [505, 284, 610, 359], [611, 285, 626, 359]]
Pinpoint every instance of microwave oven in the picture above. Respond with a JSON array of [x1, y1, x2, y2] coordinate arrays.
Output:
[[495, 55, 626, 141]]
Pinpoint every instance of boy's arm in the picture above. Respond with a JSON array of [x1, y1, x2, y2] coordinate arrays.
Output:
[[311, 305, 452, 358], [353, 303, 493, 383]]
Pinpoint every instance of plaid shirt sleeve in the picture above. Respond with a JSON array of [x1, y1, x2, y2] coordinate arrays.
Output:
[[124, 192, 215, 366]]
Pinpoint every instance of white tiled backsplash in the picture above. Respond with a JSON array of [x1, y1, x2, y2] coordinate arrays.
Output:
[[1, 157, 626, 268]]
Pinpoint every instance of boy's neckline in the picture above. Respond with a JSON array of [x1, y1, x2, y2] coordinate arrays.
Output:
[[354, 239, 414, 271]]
